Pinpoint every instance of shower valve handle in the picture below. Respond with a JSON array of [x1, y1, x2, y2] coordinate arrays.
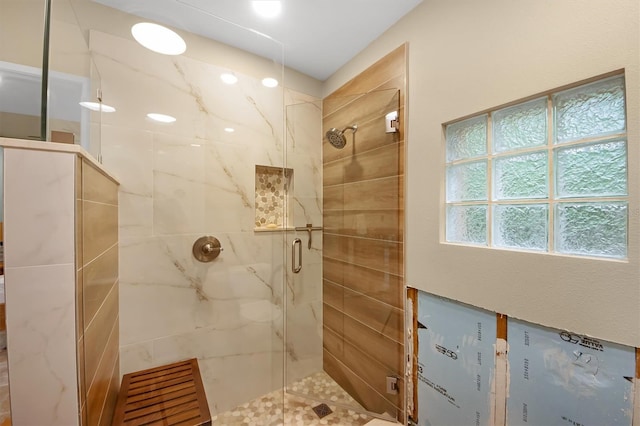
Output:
[[193, 236, 223, 262], [202, 243, 223, 254]]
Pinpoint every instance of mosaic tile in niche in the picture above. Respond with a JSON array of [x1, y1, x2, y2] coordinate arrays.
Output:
[[255, 165, 292, 229]]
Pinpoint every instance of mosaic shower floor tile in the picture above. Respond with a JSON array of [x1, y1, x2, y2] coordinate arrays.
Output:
[[211, 371, 378, 426]]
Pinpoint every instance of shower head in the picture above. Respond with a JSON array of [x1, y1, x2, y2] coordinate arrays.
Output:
[[326, 128, 346, 149], [325, 124, 357, 149]]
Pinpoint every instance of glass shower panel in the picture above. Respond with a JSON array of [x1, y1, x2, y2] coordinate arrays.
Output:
[[0, 0, 104, 155], [71, 0, 287, 422], [283, 97, 323, 391], [50, 0, 103, 157], [0, 0, 46, 140], [285, 88, 404, 423]]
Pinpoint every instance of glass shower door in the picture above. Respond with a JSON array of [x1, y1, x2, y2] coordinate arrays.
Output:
[[283, 97, 324, 397], [284, 88, 405, 423]]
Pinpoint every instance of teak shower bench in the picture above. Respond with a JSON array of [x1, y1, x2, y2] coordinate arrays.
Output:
[[112, 358, 212, 425]]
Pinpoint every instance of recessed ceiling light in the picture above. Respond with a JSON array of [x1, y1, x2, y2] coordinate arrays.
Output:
[[79, 101, 116, 113], [190, 143, 201, 147], [220, 73, 238, 85], [251, 1, 282, 18], [224, 127, 235, 133], [261, 77, 278, 88], [131, 23, 186, 56], [147, 113, 176, 123]]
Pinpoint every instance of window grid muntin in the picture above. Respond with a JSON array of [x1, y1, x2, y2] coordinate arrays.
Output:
[[445, 75, 627, 258], [486, 114, 493, 245], [547, 95, 556, 252]]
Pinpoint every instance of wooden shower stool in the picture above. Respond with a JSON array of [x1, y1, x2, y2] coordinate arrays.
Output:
[[112, 358, 212, 425]]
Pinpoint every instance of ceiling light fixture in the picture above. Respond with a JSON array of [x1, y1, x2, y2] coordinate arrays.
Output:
[[224, 127, 235, 133], [147, 113, 177, 123], [261, 77, 279, 88], [79, 101, 116, 113], [251, 1, 282, 18], [131, 22, 186, 55], [220, 73, 238, 85]]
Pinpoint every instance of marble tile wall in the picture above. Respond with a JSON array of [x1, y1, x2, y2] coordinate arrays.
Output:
[[1, 144, 119, 425], [3, 148, 79, 425], [92, 29, 323, 416], [283, 95, 323, 387], [322, 45, 406, 422]]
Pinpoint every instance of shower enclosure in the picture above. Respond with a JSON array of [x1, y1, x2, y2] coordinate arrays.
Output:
[[0, 0, 405, 423], [285, 87, 404, 422]]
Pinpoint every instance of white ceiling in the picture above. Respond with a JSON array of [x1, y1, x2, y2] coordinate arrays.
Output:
[[92, 0, 423, 81]]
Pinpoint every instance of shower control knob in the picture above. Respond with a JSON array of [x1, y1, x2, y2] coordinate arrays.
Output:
[[202, 243, 222, 254], [193, 236, 223, 262]]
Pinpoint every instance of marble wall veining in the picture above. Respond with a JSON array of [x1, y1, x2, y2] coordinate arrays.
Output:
[[93, 28, 323, 416], [283, 96, 324, 387], [4, 148, 79, 426]]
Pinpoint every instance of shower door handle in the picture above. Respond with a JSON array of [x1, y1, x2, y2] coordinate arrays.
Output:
[[292, 238, 302, 274]]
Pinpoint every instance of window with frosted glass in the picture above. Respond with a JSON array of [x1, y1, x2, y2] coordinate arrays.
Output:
[[445, 74, 627, 258]]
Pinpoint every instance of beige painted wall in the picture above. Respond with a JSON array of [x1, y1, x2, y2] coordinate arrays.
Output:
[[325, 0, 640, 347]]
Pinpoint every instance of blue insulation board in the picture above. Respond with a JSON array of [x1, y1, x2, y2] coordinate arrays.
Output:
[[417, 292, 497, 426], [506, 319, 635, 426]]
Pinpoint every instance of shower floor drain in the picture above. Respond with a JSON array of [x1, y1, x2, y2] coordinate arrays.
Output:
[[312, 403, 333, 419]]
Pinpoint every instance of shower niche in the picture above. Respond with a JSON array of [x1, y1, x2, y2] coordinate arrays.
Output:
[[254, 165, 293, 230]]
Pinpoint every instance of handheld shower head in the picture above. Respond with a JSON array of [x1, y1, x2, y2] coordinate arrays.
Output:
[[325, 124, 358, 149]]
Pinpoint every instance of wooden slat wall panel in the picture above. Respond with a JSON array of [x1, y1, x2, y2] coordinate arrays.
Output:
[[323, 106, 403, 164], [87, 317, 120, 426], [81, 159, 120, 425], [99, 359, 121, 426], [322, 44, 406, 421], [407, 288, 419, 422], [343, 288, 404, 343], [323, 46, 406, 111], [324, 257, 403, 308], [324, 233, 403, 276], [323, 349, 401, 418], [324, 142, 404, 187]]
